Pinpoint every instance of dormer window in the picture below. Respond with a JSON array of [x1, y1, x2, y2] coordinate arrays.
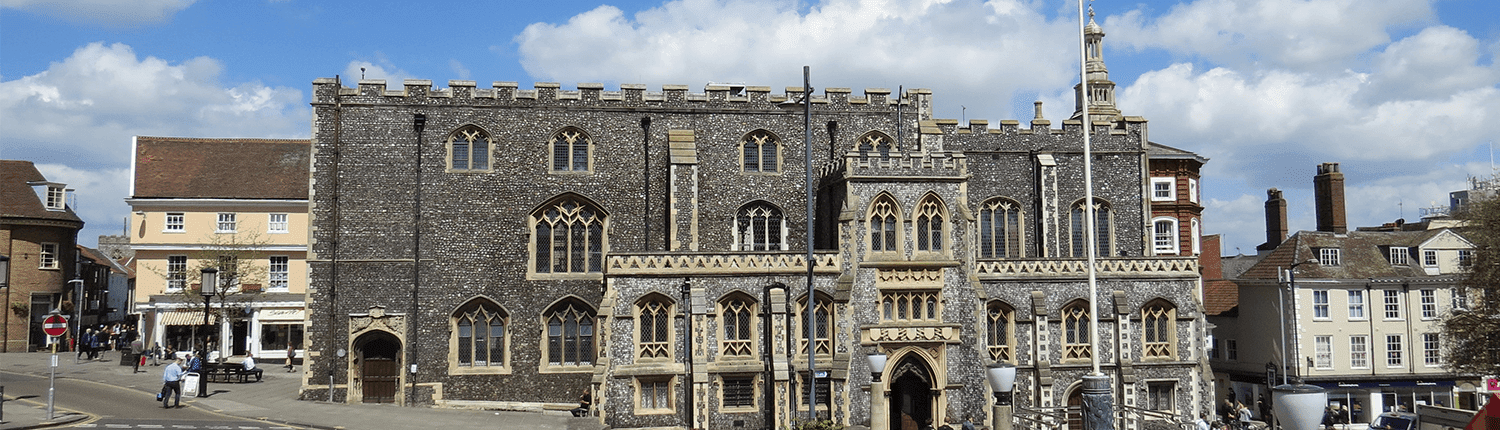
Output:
[[45, 185, 65, 210], [1318, 248, 1341, 266], [1389, 247, 1410, 265]]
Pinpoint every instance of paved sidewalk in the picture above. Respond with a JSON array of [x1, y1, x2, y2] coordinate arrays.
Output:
[[1, 351, 603, 430]]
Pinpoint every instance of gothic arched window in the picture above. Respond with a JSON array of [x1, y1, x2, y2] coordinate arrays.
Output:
[[448, 126, 491, 171], [637, 296, 673, 359], [914, 195, 945, 252], [1142, 300, 1177, 360], [1070, 199, 1113, 258], [979, 198, 1023, 258], [453, 299, 507, 370], [987, 301, 1015, 362], [550, 127, 591, 172], [1063, 300, 1092, 361], [544, 301, 596, 367], [736, 202, 784, 251], [869, 195, 900, 252], [742, 130, 779, 173], [533, 197, 605, 274]]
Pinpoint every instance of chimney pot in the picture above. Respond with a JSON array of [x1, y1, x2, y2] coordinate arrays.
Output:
[[1314, 162, 1347, 234]]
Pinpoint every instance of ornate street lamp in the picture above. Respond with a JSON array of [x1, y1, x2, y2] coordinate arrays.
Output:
[[198, 268, 217, 398], [986, 362, 1017, 430], [865, 351, 887, 383]]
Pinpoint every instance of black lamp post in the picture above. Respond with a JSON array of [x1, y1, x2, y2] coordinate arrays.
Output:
[[198, 267, 217, 398], [986, 362, 1016, 430]]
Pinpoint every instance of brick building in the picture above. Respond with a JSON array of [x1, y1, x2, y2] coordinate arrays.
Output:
[[303, 18, 1212, 430], [0, 160, 83, 352]]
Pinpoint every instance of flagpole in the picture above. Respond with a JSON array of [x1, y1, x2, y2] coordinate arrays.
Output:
[[1079, 3, 1116, 430]]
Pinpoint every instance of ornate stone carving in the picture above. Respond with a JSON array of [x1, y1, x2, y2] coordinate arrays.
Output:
[[975, 257, 1197, 279], [861, 325, 959, 344]]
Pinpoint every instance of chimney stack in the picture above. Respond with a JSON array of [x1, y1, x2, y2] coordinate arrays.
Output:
[[1257, 188, 1288, 251], [1314, 162, 1347, 234]]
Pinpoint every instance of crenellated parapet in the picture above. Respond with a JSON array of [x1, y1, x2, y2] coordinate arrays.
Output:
[[310, 78, 930, 116]]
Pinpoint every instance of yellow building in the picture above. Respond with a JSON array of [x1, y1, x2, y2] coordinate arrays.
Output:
[[127, 136, 309, 361]]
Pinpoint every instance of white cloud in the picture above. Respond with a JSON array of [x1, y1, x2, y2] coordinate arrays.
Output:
[[515, 0, 1082, 120], [450, 60, 472, 81], [1106, 0, 1436, 72], [0, 42, 307, 246], [0, 42, 306, 166], [1, 0, 196, 27]]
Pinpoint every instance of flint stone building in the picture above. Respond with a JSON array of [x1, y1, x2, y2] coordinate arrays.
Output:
[[302, 20, 1212, 430]]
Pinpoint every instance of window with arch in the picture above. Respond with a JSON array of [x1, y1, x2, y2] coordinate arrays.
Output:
[[797, 294, 834, 356], [637, 296, 673, 359], [544, 301, 596, 367], [1152, 217, 1179, 254], [1063, 301, 1092, 360], [857, 132, 894, 159], [1070, 199, 1113, 257], [869, 195, 900, 253], [447, 126, 491, 171], [719, 294, 757, 358], [1142, 300, 1176, 360], [735, 202, 784, 251], [550, 128, 591, 172], [533, 197, 606, 275], [979, 198, 1023, 258], [914, 195, 945, 252], [742, 130, 779, 173], [987, 301, 1015, 362], [882, 290, 940, 321], [452, 299, 508, 371]]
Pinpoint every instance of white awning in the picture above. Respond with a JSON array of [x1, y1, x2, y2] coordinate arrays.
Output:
[[158, 311, 207, 326]]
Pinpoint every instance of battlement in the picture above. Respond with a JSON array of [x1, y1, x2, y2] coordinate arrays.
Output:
[[311, 78, 925, 112]]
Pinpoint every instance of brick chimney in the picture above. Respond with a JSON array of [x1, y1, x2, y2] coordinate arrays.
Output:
[[1314, 162, 1347, 234], [1257, 188, 1287, 251]]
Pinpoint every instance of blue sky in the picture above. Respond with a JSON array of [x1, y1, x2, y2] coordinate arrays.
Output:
[[3, 0, 1499, 256]]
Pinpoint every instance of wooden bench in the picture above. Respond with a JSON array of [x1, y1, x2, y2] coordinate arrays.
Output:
[[203, 363, 262, 383]]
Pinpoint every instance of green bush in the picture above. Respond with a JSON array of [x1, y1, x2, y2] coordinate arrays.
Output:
[[790, 420, 844, 430]]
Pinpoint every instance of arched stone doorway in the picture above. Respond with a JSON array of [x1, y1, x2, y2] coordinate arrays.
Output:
[[1066, 384, 1084, 430], [889, 354, 936, 430], [354, 331, 402, 404]]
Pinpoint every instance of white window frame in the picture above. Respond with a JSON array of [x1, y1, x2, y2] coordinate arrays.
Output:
[[1190, 218, 1201, 255], [1422, 333, 1440, 366], [1384, 290, 1401, 320], [1423, 250, 1437, 267], [1390, 247, 1410, 265], [164, 213, 185, 232], [1419, 289, 1436, 319], [39, 243, 59, 269], [1150, 177, 1176, 202], [1319, 248, 1341, 266], [1152, 217, 1179, 254], [1312, 290, 1330, 319], [167, 255, 187, 291], [1452, 287, 1468, 311], [1350, 335, 1368, 369], [636, 377, 675, 414], [1386, 334, 1404, 367], [268, 213, 289, 233], [1188, 178, 1199, 204], [268, 256, 289, 292], [216, 212, 237, 233], [1314, 335, 1333, 369], [1347, 290, 1366, 320], [44, 185, 65, 210], [1459, 250, 1473, 267]]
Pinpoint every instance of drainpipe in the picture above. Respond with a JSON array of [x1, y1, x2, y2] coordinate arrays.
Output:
[[642, 117, 652, 250], [409, 113, 425, 407]]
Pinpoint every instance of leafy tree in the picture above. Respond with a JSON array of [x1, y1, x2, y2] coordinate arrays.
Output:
[[152, 232, 272, 353], [1445, 194, 1500, 376]]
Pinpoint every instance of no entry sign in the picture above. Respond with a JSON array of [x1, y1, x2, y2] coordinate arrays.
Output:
[[42, 314, 67, 337]]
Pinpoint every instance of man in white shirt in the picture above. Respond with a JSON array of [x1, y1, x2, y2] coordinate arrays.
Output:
[[161, 358, 184, 408], [242, 355, 263, 382]]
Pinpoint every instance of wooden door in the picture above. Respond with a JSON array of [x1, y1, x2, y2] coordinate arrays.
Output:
[[362, 357, 398, 403]]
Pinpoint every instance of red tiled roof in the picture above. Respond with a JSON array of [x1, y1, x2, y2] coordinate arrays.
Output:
[[0, 160, 84, 224], [133, 136, 310, 200]]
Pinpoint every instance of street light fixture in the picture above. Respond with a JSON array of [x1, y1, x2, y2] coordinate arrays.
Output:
[[985, 362, 1017, 430], [1273, 382, 1328, 430], [198, 268, 217, 398], [865, 351, 887, 383]]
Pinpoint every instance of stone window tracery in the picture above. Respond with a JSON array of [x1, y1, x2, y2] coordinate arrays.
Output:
[[1142, 300, 1176, 360], [637, 297, 672, 359], [544, 301, 595, 367], [1070, 199, 1113, 257], [869, 195, 900, 253], [453, 300, 508, 370], [1063, 301, 1092, 361], [533, 197, 605, 275], [797, 294, 834, 356], [987, 301, 1015, 362], [742, 130, 779, 173], [719, 295, 756, 358], [550, 128, 591, 172], [881, 290, 940, 321], [735, 202, 784, 251], [447, 126, 491, 171], [979, 198, 1023, 259], [914, 195, 945, 252]]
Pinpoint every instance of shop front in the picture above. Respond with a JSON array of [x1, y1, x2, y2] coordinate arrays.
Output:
[[1312, 380, 1461, 423]]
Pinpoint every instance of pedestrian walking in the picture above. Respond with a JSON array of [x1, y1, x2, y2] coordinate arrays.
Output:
[[131, 338, 145, 373], [161, 357, 184, 408], [1238, 402, 1253, 430], [285, 344, 296, 372]]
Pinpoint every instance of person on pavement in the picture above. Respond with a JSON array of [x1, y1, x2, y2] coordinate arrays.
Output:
[[242, 355, 263, 382], [161, 357, 184, 408]]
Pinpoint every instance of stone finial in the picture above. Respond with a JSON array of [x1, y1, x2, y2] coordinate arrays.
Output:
[[1034, 101, 1045, 120]]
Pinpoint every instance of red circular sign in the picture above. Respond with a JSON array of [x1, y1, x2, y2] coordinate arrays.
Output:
[[42, 315, 67, 337]]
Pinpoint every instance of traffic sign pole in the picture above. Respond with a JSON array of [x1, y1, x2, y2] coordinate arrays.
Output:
[[43, 313, 64, 420]]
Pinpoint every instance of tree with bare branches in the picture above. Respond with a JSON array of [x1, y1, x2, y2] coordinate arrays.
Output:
[[1445, 196, 1500, 377]]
